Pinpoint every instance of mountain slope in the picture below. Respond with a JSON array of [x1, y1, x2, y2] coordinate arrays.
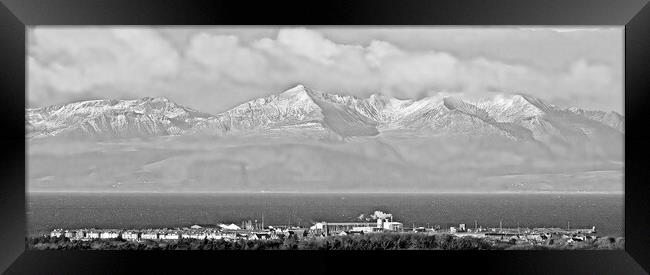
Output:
[[27, 97, 215, 139], [26, 85, 624, 147], [26, 85, 624, 193], [206, 85, 379, 138]]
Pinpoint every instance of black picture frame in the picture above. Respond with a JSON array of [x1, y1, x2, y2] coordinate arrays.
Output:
[[1, 0, 649, 274]]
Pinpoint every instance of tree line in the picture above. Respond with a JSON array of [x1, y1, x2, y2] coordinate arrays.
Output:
[[26, 233, 624, 250]]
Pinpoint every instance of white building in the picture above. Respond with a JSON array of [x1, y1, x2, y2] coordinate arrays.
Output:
[[87, 232, 101, 239], [100, 232, 119, 239], [382, 222, 403, 231], [161, 233, 180, 240], [377, 218, 403, 231], [141, 232, 158, 240], [311, 223, 326, 231], [50, 230, 63, 238], [122, 231, 139, 240], [352, 226, 376, 233]]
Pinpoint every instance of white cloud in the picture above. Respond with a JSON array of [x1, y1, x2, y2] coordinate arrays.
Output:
[[267, 28, 343, 64], [186, 33, 268, 83], [29, 27, 180, 104], [365, 40, 403, 67], [28, 27, 623, 114]]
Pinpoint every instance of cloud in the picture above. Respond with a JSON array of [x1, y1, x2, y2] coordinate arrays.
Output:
[[29, 27, 180, 104], [271, 28, 345, 64], [186, 33, 268, 83], [28, 27, 623, 114]]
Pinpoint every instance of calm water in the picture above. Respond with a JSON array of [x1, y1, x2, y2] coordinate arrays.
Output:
[[27, 193, 624, 236]]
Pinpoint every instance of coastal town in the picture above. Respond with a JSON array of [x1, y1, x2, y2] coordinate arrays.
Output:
[[45, 211, 601, 247]]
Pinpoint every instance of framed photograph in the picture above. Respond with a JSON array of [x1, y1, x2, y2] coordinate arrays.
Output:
[[1, 0, 649, 274]]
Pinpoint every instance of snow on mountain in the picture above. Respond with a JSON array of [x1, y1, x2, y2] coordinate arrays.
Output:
[[27, 97, 215, 139], [474, 94, 546, 123], [207, 85, 380, 139], [27, 85, 624, 193], [443, 97, 534, 141], [26, 84, 624, 145], [207, 85, 325, 136], [566, 107, 625, 133]]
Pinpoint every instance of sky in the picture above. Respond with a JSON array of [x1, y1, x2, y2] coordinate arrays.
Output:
[[27, 26, 624, 114]]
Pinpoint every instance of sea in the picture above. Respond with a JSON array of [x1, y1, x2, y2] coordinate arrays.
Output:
[[27, 193, 624, 237]]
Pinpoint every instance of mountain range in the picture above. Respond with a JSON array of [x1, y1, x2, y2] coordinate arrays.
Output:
[[27, 84, 624, 140], [26, 85, 624, 193]]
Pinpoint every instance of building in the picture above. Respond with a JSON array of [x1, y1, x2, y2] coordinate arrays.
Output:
[[382, 222, 403, 231], [122, 231, 139, 240], [161, 233, 180, 240], [87, 231, 101, 239], [75, 230, 86, 239], [352, 226, 378, 233], [316, 222, 376, 236], [64, 231, 75, 238], [312, 218, 403, 236], [141, 232, 158, 240], [50, 230, 63, 238], [100, 231, 119, 239]]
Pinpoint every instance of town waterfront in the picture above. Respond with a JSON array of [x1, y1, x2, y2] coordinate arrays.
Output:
[[27, 192, 624, 237]]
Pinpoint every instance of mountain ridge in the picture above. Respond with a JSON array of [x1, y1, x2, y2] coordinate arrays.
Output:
[[26, 84, 625, 141], [27, 85, 625, 192]]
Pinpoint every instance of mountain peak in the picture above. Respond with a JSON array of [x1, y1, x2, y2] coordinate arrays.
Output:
[[277, 85, 315, 102], [27, 87, 624, 140], [282, 84, 308, 93]]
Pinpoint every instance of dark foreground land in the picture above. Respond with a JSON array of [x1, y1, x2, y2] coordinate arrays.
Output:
[[27, 233, 624, 250]]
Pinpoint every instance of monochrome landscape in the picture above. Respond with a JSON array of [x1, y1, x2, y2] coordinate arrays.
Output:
[[27, 27, 624, 249], [27, 84, 624, 193]]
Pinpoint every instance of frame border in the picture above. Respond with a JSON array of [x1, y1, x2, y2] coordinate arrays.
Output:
[[1, 0, 648, 273]]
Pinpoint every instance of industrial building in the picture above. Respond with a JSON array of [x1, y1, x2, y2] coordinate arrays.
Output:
[[311, 218, 403, 236]]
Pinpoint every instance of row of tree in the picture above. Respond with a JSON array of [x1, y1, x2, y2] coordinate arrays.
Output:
[[26, 233, 624, 250]]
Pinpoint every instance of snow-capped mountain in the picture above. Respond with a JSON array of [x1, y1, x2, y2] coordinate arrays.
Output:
[[26, 85, 624, 144], [27, 85, 625, 193], [27, 97, 215, 139]]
